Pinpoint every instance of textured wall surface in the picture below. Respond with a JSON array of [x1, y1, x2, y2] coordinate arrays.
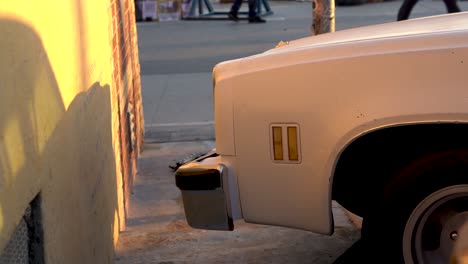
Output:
[[0, 0, 142, 262]]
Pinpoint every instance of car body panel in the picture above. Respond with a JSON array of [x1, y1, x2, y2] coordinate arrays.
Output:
[[210, 13, 468, 234]]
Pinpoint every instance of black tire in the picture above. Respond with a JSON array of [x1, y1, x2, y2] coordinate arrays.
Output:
[[361, 149, 468, 263]]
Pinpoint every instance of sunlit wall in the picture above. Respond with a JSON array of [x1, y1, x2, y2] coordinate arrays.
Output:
[[0, 0, 139, 262]]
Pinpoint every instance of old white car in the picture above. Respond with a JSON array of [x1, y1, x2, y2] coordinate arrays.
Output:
[[175, 12, 468, 263]]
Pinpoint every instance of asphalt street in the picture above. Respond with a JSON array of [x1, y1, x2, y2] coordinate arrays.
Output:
[[138, 0, 468, 141]]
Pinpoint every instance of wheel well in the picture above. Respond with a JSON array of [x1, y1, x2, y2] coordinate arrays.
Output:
[[332, 123, 468, 218]]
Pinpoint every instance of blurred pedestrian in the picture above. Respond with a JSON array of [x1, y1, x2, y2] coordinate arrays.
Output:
[[228, 0, 266, 23], [397, 0, 461, 21]]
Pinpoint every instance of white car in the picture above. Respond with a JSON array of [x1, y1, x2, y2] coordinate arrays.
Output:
[[175, 12, 468, 263]]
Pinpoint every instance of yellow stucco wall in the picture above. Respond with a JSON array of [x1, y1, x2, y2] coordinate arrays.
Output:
[[0, 0, 126, 262]]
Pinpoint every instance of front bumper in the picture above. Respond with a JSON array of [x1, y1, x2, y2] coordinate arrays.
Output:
[[175, 152, 234, 231]]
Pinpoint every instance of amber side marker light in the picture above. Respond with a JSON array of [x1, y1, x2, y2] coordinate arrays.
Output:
[[272, 126, 283, 160], [287, 126, 299, 161], [271, 124, 301, 163]]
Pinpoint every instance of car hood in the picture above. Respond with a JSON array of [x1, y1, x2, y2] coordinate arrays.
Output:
[[265, 12, 468, 55], [213, 12, 468, 82]]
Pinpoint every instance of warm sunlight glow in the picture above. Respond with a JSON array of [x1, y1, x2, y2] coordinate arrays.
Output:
[[4, 118, 25, 181], [1, 0, 130, 256], [0, 205, 4, 235], [114, 209, 120, 247], [1, 1, 82, 108]]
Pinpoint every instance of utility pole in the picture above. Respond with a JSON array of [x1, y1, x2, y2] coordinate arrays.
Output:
[[311, 0, 335, 35]]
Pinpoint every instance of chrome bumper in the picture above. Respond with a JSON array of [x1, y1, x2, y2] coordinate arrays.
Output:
[[175, 152, 233, 231]]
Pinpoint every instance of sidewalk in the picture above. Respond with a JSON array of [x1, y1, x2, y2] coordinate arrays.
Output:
[[141, 73, 214, 142], [115, 141, 361, 263], [138, 0, 468, 142]]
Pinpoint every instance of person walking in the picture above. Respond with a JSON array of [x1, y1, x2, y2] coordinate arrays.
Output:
[[228, 0, 266, 23], [397, 0, 461, 21]]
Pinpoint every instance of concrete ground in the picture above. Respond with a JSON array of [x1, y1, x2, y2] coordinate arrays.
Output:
[[115, 141, 361, 264]]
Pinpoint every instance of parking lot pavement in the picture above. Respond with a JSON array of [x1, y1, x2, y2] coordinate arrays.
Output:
[[115, 141, 361, 264]]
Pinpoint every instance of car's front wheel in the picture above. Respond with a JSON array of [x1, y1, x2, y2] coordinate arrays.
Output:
[[362, 150, 468, 263], [402, 185, 468, 263]]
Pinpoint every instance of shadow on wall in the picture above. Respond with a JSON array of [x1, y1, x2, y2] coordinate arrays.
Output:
[[0, 18, 119, 263]]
